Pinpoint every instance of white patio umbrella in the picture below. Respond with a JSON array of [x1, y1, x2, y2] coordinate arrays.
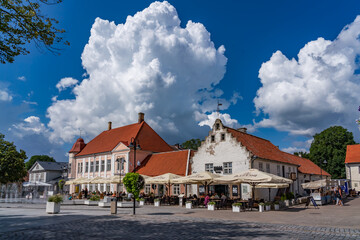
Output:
[[145, 173, 183, 196], [71, 177, 90, 185], [172, 171, 221, 194], [216, 169, 293, 200], [89, 177, 107, 184], [23, 181, 52, 187], [255, 183, 290, 201], [301, 179, 329, 190]]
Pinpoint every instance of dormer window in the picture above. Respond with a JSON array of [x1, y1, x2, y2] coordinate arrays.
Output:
[[211, 135, 215, 142], [216, 123, 220, 130]]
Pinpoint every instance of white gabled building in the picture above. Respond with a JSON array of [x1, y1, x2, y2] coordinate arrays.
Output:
[[190, 119, 328, 201], [345, 144, 360, 193]]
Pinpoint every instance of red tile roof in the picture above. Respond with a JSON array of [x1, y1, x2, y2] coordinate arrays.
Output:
[[283, 152, 330, 176], [75, 121, 173, 157], [227, 127, 329, 176], [227, 128, 294, 165], [345, 144, 360, 164], [137, 150, 190, 177]]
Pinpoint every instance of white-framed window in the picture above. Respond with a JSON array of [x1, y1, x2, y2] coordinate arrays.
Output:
[[145, 184, 151, 194], [90, 161, 94, 172], [173, 184, 180, 195], [86, 162, 89, 172], [277, 165, 280, 176], [266, 163, 270, 173], [205, 163, 214, 172], [358, 166, 360, 174], [211, 135, 215, 142], [288, 166, 291, 177], [216, 123, 220, 130], [223, 162, 232, 174], [78, 163, 81, 173], [107, 159, 111, 171], [259, 162, 263, 171], [95, 161, 99, 172], [101, 160, 105, 172]]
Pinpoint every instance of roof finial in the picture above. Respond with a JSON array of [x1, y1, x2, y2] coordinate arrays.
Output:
[[217, 100, 222, 118], [79, 129, 82, 138]]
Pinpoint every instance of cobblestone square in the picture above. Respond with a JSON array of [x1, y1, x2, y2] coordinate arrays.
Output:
[[1, 197, 359, 240]]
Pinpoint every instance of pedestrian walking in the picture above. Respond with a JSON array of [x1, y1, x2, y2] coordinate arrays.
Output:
[[337, 186, 343, 206]]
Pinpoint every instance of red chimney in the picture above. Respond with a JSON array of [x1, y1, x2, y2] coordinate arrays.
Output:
[[138, 112, 144, 123]]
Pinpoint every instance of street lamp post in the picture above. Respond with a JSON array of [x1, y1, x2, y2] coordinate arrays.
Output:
[[129, 137, 141, 215], [321, 160, 327, 179], [115, 157, 126, 192]]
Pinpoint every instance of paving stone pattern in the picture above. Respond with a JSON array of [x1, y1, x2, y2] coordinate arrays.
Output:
[[1, 213, 360, 240]]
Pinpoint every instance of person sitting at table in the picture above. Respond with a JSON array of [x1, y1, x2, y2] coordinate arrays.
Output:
[[214, 193, 220, 199], [193, 194, 198, 199], [204, 194, 210, 207]]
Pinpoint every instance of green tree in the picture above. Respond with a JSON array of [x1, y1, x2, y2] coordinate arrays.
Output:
[[181, 138, 202, 150], [294, 151, 310, 159], [25, 154, 55, 170], [309, 126, 356, 179], [123, 173, 144, 200], [0, 0, 69, 64], [0, 133, 27, 184]]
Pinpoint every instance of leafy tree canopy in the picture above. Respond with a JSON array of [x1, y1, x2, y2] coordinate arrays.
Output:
[[123, 173, 144, 200], [309, 126, 356, 179], [0, 0, 69, 64], [181, 138, 202, 150], [0, 133, 27, 184], [25, 154, 55, 170]]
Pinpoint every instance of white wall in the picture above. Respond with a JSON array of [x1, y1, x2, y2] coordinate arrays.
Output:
[[347, 163, 360, 191]]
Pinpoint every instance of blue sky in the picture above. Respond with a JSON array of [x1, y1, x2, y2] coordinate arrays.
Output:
[[1, 0, 360, 162]]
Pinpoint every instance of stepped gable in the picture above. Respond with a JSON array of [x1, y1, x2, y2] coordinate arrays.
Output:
[[226, 127, 294, 164], [345, 144, 360, 164], [137, 150, 191, 177]]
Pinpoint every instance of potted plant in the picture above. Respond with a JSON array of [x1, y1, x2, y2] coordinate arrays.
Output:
[[287, 192, 295, 205], [232, 202, 242, 212], [85, 195, 100, 205], [46, 194, 63, 214], [258, 202, 265, 212], [281, 194, 289, 207], [139, 198, 145, 206], [185, 201, 192, 209], [274, 201, 280, 211], [265, 202, 271, 211], [154, 198, 160, 207], [207, 201, 216, 211]]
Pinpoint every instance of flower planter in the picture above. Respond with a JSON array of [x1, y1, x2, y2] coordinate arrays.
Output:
[[259, 205, 264, 212], [139, 200, 145, 206], [274, 204, 280, 211], [291, 199, 295, 205], [265, 205, 271, 211], [208, 204, 215, 211], [232, 206, 241, 212], [186, 202, 192, 209], [46, 202, 60, 214], [154, 201, 160, 207], [284, 200, 290, 207]]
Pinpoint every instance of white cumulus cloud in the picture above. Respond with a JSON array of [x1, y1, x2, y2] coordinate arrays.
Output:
[[47, 1, 230, 143], [10, 116, 48, 138], [17, 76, 26, 81], [254, 16, 360, 137], [198, 112, 240, 129], [0, 89, 12, 101], [56, 77, 79, 92]]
